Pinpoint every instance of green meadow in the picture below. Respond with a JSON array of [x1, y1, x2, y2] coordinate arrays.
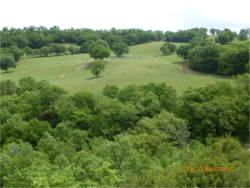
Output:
[[1, 41, 233, 96]]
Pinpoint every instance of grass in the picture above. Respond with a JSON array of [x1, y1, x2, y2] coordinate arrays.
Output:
[[1, 42, 233, 96], [207, 35, 216, 43]]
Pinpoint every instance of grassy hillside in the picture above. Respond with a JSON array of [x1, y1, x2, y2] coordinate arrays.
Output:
[[1, 42, 233, 96], [207, 35, 216, 43]]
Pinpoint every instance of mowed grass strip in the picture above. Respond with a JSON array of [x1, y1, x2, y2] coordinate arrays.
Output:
[[1, 42, 233, 96]]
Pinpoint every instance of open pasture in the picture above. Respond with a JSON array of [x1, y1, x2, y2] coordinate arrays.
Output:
[[1, 42, 233, 96]]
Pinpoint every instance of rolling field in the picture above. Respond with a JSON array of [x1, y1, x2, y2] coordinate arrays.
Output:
[[1, 41, 233, 96]]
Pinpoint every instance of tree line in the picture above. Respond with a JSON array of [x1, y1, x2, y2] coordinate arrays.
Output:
[[176, 37, 249, 75], [0, 26, 164, 49], [1, 74, 249, 187], [210, 28, 249, 41]]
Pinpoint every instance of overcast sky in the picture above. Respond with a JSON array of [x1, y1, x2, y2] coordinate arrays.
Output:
[[1, 0, 249, 34]]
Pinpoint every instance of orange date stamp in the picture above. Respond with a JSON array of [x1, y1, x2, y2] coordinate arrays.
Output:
[[183, 167, 234, 172]]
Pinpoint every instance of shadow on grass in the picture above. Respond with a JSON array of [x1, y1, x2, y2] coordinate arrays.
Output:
[[172, 61, 186, 65], [0, 71, 15, 74], [87, 75, 103, 80], [173, 62, 232, 79], [84, 63, 92, 70]]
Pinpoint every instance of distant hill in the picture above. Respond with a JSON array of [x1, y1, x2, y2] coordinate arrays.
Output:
[[81, 28, 89, 31]]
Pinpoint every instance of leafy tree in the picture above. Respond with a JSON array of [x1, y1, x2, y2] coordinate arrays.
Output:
[[102, 84, 120, 99], [127, 33, 138, 44], [76, 35, 88, 45], [80, 40, 94, 53], [8, 46, 23, 61], [50, 43, 66, 56], [239, 33, 247, 41], [176, 44, 189, 61], [233, 73, 250, 96], [160, 42, 176, 56], [0, 54, 17, 73], [24, 47, 33, 57], [15, 35, 29, 48], [92, 45, 110, 60], [215, 33, 229, 45], [217, 46, 249, 75], [188, 44, 221, 73], [112, 43, 129, 57], [67, 45, 77, 54], [91, 59, 105, 77], [209, 28, 216, 35], [16, 76, 38, 95], [88, 39, 110, 58], [40, 46, 51, 57], [88, 33, 100, 41], [0, 79, 16, 95], [33, 49, 40, 57], [160, 45, 170, 56], [155, 30, 164, 41], [28, 33, 52, 49], [103, 134, 133, 169]]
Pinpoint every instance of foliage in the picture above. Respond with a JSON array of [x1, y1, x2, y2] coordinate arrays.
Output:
[[68, 45, 79, 54], [0, 54, 17, 73], [0, 79, 16, 95], [50, 43, 66, 56], [0, 74, 249, 187], [88, 39, 110, 58], [112, 43, 129, 57], [80, 40, 94, 53], [188, 44, 221, 73], [91, 59, 105, 77], [92, 45, 110, 60], [217, 45, 249, 75]]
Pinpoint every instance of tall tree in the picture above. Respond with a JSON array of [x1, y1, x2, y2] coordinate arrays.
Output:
[[112, 43, 129, 57], [91, 59, 105, 77], [88, 39, 110, 58], [0, 54, 17, 73], [92, 45, 110, 60]]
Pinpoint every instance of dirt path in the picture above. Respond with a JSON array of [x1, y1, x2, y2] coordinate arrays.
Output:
[[58, 63, 90, 77]]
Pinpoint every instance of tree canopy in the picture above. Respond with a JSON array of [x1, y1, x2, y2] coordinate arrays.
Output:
[[0, 54, 17, 73], [91, 59, 105, 77], [112, 43, 129, 57]]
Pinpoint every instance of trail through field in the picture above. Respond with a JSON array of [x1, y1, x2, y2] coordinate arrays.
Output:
[[58, 63, 90, 77]]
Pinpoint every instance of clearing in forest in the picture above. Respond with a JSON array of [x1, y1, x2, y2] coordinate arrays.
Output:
[[1, 41, 233, 96]]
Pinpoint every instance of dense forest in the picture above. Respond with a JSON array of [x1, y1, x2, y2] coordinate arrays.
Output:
[[176, 37, 249, 76], [1, 25, 249, 187], [1, 73, 249, 187]]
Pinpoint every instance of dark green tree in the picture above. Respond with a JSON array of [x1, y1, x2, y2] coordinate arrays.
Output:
[[40, 46, 51, 57], [0, 54, 17, 73], [33, 49, 40, 58], [76, 35, 88, 45], [91, 59, 105, 77], [80, 40, 94, 53], [8, 46, 23, 61], [112, 43, 129, 57], [176, 44, 189, 61], [24, 47, 33, 58], [88, 39, 110, 58], [92, 45, 110, 60]]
